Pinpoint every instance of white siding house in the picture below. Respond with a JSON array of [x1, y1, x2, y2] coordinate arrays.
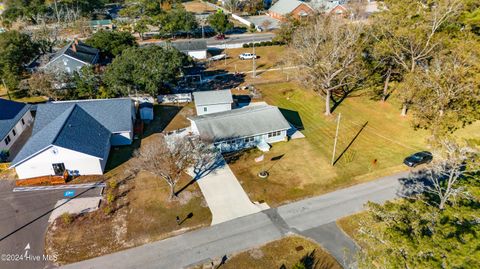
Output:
[[193, 90, 233, 116], [14, 145, 108, 179], [11, 98, 135, 180], [189, 104, 291, 152], [0, 99, 33, 152]]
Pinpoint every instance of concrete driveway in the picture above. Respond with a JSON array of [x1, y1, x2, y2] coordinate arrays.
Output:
[[190, 158, 266, 225], [0, 180, 102, 269]]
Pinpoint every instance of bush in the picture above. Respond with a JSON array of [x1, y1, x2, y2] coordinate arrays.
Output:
[[106, 191, 115, 204], [108, 180, 117, 189], [61, 213, 72, 225], [243, 43, 249, 48], [0, 150, 9, 162], [104, 205, 112, 215]]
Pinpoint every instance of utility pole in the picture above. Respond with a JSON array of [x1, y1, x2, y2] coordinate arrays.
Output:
[[252, 37, 256, 78], [331, 113, 341, 166]]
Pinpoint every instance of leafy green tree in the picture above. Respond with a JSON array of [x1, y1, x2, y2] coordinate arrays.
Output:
[[134, 18, 150, 40], [207, 10, 233, 34], [85, 30, 137, 58], [73, 66, 100, 99], [156, 8, 198, 34], [0, 31, 38, 91], [274, 15, 303, 44], [103, 45, 189, 97], [2, 0, 48, 24]]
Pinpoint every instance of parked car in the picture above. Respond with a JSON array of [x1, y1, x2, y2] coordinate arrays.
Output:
[[239, 53, 257, 60], [215, 34, 226, 40], [403, 151, 433, 167]]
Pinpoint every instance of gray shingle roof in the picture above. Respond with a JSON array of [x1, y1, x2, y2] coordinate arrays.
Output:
[[32, 98, 134, 135], [11, 105, 111, 166], [193, 90, 233, 106], [191, 104, 291, 141], [309, 0, 341, 12], [160, 40, 207, 52], [269, 0, 305, 15], [52, 41, 99, 65], [0, 98, 31, 140]]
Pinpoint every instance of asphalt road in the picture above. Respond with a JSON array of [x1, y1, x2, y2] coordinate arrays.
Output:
[[0, 180, 103, 269], [61, 171, 409, 269], [140, 33, 275, 48]]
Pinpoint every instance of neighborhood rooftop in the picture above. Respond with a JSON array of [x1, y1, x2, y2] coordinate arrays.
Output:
[[32, 98, 134, 135], [190, 104, 291, 141], [269, 0, 305, 15], [0, 98, 31, 140], [159, 40, 208, 52], [51, 40, 99, 64], [11, 105, 111, 167], [193, 90, 233, 106]]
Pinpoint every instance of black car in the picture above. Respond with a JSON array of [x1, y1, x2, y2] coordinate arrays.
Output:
[[403, 151, 433, 167]]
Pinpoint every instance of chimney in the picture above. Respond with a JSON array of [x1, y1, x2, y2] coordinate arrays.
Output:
[[74, 38, 79, 45], [71, 43, 77, 53]]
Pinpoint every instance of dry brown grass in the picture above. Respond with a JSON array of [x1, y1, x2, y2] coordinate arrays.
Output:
[[46, 153, 211, 264], [193, 236, 341, 269], [183, 0, 217, 13], [45, 107, 212, 265]]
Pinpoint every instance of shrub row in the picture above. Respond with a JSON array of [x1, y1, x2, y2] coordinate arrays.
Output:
[[242, 41, 286, 48]]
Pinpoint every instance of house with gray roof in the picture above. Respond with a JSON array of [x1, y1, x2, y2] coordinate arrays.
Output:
[[158, 40, 208, 60], [10, 98, 135, 179], [43, 40, 99, 74], [193, 90, 233, 116], [0, 99, 33, 153], [189, 104, 291, 152], [268, 0, 347, 20]]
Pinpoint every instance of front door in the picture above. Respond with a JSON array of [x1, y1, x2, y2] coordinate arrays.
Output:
[[52, 163, 65, 176]]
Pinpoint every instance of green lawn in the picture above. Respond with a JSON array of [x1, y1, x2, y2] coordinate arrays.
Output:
[[228, 82, 431, 206]]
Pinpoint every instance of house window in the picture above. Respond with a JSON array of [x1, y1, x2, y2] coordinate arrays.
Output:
[[21, 118, 25, 125], [12, 129, 16, 136], [203, 107, 207, 112], [244, 137, 254, 143], [4, 135, 11, 145], [268, 131, 282, 138], [52, 163, 66, 176]]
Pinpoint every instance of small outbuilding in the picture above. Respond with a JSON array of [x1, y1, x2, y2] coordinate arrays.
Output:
[[161, 40, 208, 60], [193, 90, 233, 116]]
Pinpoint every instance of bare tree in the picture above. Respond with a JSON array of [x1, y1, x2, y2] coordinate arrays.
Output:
[[423, 140, 477, 210], [224, 0, 241, 14], [134, 135, 214, 200], [290, 15, 364, 115], [372, 0, 462, 116]]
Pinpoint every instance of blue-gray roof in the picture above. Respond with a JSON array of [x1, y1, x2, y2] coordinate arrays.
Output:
[[51, 41, 99, 65], [32, 98, 134, 135], [11, 105, 112, 166], [0, 98, 31, 140]]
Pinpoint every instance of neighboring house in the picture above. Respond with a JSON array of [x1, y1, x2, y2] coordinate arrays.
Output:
[[309, 0, 348, 15], [268, 0, 314, 20], [43, 40, 100, 74], [160, 40, 208, 60], [0, 99, 33, 152], [193, 90, 233, 116], [268, 0, 347, 20], [10, 98, 136, 179], [189, 104, 291, 152], [89, 19, 114, 31]]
